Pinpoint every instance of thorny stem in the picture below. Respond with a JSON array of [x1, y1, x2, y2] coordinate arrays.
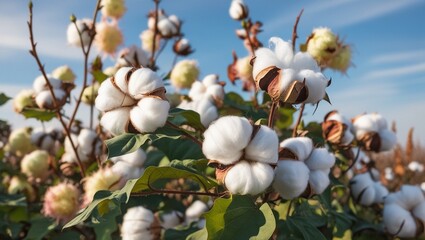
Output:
[[149, 0, 160, 68], [292, 103, 305, 137], [27, 2, 86, 177], [291, 9, 304, 52], [166, 121, 202, 146], [68, 0, 102, 130]]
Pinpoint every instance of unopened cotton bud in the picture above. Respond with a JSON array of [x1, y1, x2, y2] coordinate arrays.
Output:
[[43, 183, 80, 222], [121, 206, 160, 240], [140, 29, 161, 53], [305, 28, 338, 65], [83, 168, 122, 204], [225, 161, 274, 195], [279, 137, 313, 161], [21, 150, 50, 180], [52, 65, 76, 83], [101, 0, 126, 19], [170, 59, 200, 89], [7, 127, 35, 157], [273, 160, 310, 200], [100, 108, 131, 136], [129, 98, 170, 133], [67, 18, 93, 47], [173, 38, 193, 56], [350, 173, 376, 206], [309, 170, 330, 195], [245, 125, 279, 164], [8, 176, 36, 202], [202, 116, 253, 165], [95, 21, 123, 55], [328, 45, 351, 72], [128, 68, 165, 98], [13, 89, 36, 113], [229, 0, 249, 20], [81, 83, 100, 105], [185, 200, 208, 224], [383, 203, 417, 238]]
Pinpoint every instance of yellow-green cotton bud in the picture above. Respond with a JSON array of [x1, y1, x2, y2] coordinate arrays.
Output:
[[8, 176, 36, 202], [306, 27, 338, 67], [43, 183, 80, 222], [95, 21, 123, 55], [52, 65, 76, 83], [13, 89, 36, 113], [6, 127, 35, 157], [82, 83, 100, 105], [21, 150, 50, 180], [328, 45, 351, 73], [101, 0, 126, 20], [170, 60, 200, 89]]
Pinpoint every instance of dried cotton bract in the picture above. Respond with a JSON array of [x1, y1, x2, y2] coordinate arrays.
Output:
[[43, 183, 80, 222], [383, 185, 425, 238], [253, 37, 330, 104], [350, 171, 389, 206], [95, 67, 170, 135], [352, 113, 397, 152], [202, 116, 278, 195], [67, 18, 93, 48], [273, 137, 335, 199], [121, 206, 161, 240]]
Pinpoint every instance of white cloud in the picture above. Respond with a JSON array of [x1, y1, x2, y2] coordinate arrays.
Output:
[[363, 62, 425, 80], [369, 50, 425, 65]]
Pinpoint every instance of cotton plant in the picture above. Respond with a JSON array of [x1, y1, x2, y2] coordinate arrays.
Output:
[[350, 170, 389, 206], [273, 137, 336, 199], [32, 74, 74, 110], [31, 127, 63, 153], [61, 128, 102, 165]]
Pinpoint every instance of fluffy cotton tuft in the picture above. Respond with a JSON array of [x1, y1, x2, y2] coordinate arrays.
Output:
[[121, 206, 160, 240], [229, 0, 249, 20], [273, 160, 310, 200], [67, 18, 92, 48]]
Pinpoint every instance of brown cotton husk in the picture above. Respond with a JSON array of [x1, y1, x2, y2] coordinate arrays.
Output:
[[280, 80, 308, 104], [208, 160, 233, 185], [278, 147, 299, 160], [359, 131, 381, 152], [322, 120, 346, 145], [255, 66, 281, 102], [227, 51, 239, 85]]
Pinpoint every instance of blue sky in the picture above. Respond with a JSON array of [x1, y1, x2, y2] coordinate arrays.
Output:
[[0, 0, 424, 145]]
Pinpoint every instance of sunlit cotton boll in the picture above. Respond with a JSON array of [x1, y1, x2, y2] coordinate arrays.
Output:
[[229, 0, 249, 20], [52, 65, 76, 83], [350, 172, 389, 206], [43, 183, 80, 222], [279, 137, 313, 161], [20, 150, 50, 181], [67, 18, 93, 48], [33, 75, 63, 94], [273, 160, 310, 200], [129, 98, 170, 133], [121, 206, 161, 240], [157, 15, 180, 38], [188, 74, 223, 102], [13, 89, 36, 113], [31, 127, 57, 152], [101, 0, 126, 19], [127, 68, 164, 99], [178, 98, 218, 127], [170, 59, 200, 90], [185, 200, 209, 225], [94, 21, 123, 55], [116, 45, 149, 68], [110, 148, 146, 181]]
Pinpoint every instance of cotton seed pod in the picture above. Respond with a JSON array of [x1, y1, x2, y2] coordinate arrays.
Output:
[[95, 21, 123, 55], [67, 18, 93, 48], [304, 28, 338, 67], [81, 82, 100, 105], [383, 203, 418, 238], [159, 211, 183, 229], [253, 37, 329, 104], [229, 0, 249, 20], [8, 176, 36, 202], [21, 150, 50, 180], [121, 206, 161, 240], [116, 45, 149, 68], [13, 89, 36, 113], [173, 38, 194, 56], [322, 110, 354, 145], [101, 0, 126, 19], [51, 65, 76, 83], [185, 200, 209, 224], [83, 168, 122, 204], [170, 59, 200, 90], [279, 137, 313, 161], [224, 161, 275, 195], [273, 160, 310, 200], [202, 116, 253, 165], [42, 183, 80, 222], [140, 29, 161, 53], [6, 127, 35, 157]]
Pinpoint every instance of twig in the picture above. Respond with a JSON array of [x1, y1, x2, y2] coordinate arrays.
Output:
[[268, 101, 278, 128], [131, 188, 221, 197], [292, 103, 305, 137], [166, 121, 202, 146], [67, 0, 102, 130], [291, 9, 304, 51], [243, 20, 256, 56], [27, 1, 85, 177], [149, 0, 160, 68], [286, 200, 294, 218]]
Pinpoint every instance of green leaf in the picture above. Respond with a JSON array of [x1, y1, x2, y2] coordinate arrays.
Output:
[[223, 92, 267, 121], [21, 108, 56, 121], [92, 199, 121, 240], [169, 108, 205, 131], [280, 216, 327, 240], [92, 70, 109, 83], [205, 195, 275, 240], [105, 133, 150, 159], [164, 223, 201, 240], [0, 194, 27, 207], [0, 93, 11, 106], [153, 138, 204, 160], [186, 228, 208, 240], [275, 106, 296, 129], [24, 216, 56, 240]]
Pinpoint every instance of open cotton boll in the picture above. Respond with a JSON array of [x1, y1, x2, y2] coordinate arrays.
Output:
[[100, 108, 131, 136], [224, 161, 274, 195], [298, 69, 328, 103], [95, 78, 136, 112], [202, 116, 253, 165], [379, 129, 397, 151], [188, 81, 205, 101], [398, 185, 425, 210], [117, 46, 149, 68], [341, 130, 354, 145], [229, 0, 248, 20], [304, 148, 335, 171], [110, 148, 146, 167], [291, 52, 321, 73], [128, 68, 164, 99], [159, 211, 183, 229], [121, 206, 157, 240], [205, 85, 225, 103], [353, 114, 379, 133], [373, 182, 389, 204], [78, 129, 101, 157], [202, 74, 220, 87], [245, 126, 278, 164], [309, 170, 330, 195], [113, 67, 133, 93], [269, 37, 294, 67], [350, 173, 376, 206], [412, 201, 425, 223], [33, 75, 63, 94], [279, 137, 313, 161], [273, 160, 310, 200], [67, 18, 92, 47], [185, 200, 208, 224], [252, 48, 282, 79], [369, 113, 388, 130], [383, 203, 417, 238], [31, 128, 55, 152], [193, 98, 218, 127], [111, 161, 143, 180], [130, 98, 170, 133], [35, 89, 66, 109]]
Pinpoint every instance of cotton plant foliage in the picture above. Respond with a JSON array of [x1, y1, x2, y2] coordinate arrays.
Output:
[[202, 116, 278, 195]]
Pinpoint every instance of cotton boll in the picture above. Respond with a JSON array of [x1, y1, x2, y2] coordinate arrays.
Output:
[[353, 114, 379, 133], [95, 21, 123, 55], [110, 148, 147, 167], [291, 52, 321, 73], [188, 81, 206, 101], [185, 200, 208, 224], [350, 173, 375, 206], [326, 111, 352, 127], [309, 170, 330, 195], [229, 0, 249, 20], [121, 206, 157, 240], [130, 98, 170, 133], [193, 98, 218, 127], [279, 137, 313, 161], [128, 68, 164, 99], [398, 185, 425, 211], [304, 148, 335, 171], [35, 89, 67, 109], [21, 150, 50, 180], [157, 18, 178, 38], [117, 46, 149, 68], [205, 85, 225, 104], [78, 129, 101, 158], [297, 69, 328, 104], [33, 75, 63, 94], [224, 161, 274, 195], [245, 126, 278, 164], [95, 78, 136, 112], [100, 108, 131, 136], [111, 161, 143, 180], [31, 128, 55, 151], [268, 37, 294, 68], [341, 130, 354, 145], [159, 211, 183, 229], [67, 18, 92, 47], [252, 48, 282, 79], [383, 203, 417, 238], [412, 201, 425, 223], [202, 116, 253, 165], [379, 129, 397, 151], [273, 160, 310, 200], [101, 0, 126, 19], [372, 182, 389, 204], [369, 113, 388, 130], [113, 67, 133, 93]]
